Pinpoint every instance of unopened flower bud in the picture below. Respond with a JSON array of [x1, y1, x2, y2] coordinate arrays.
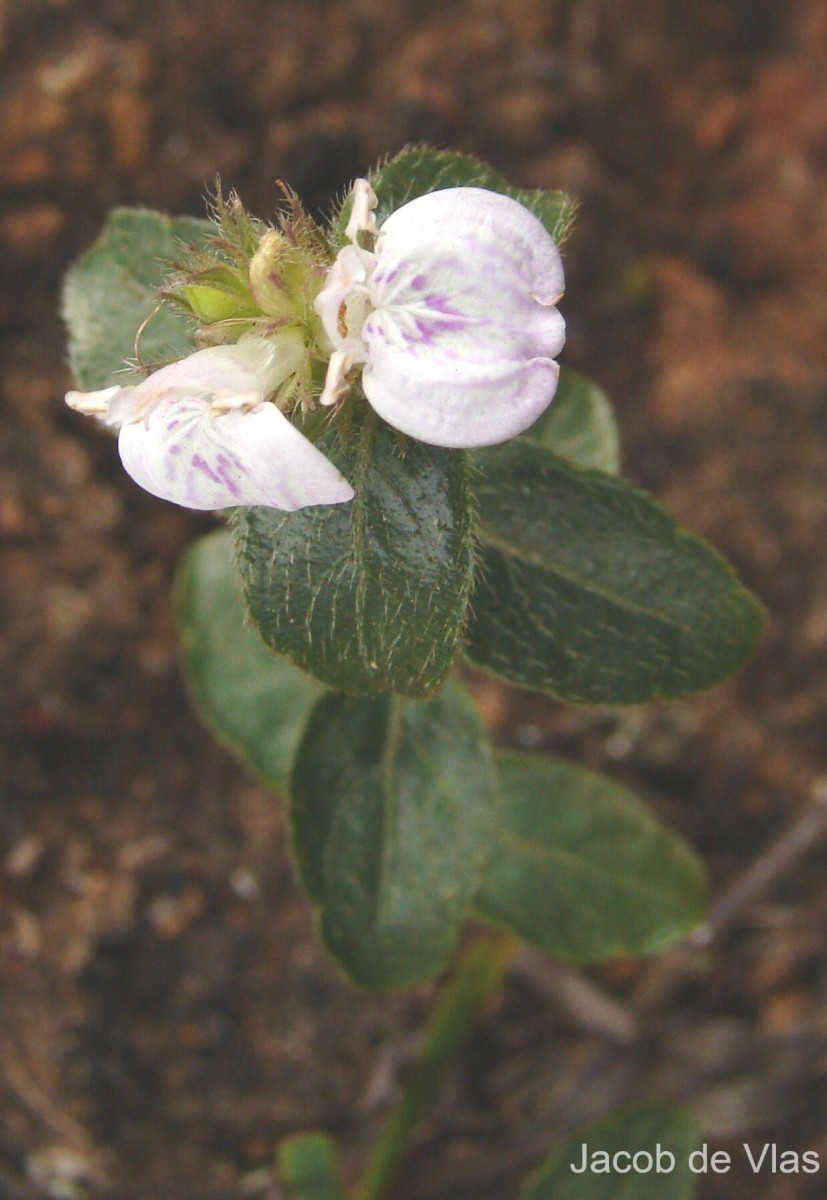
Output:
[[249, 230, 303, 321], [183, 283, 258, 324]]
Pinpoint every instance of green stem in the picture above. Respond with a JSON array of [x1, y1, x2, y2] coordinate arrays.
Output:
[[357, 933, 518, 1200]]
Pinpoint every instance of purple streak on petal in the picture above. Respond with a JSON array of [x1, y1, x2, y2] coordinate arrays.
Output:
[[411, 314, 472, 345], [216, 464, 243, 500], [191, 454, 222, 484], [423, 293, 460, 315], [120, 395, 354, 511], [414, 318, 437, 345]]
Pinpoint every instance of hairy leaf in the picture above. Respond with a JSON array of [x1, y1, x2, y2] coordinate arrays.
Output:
[[290, 685, 498, 989], [467, 441, 765, 703], [237, 409, 475, 697], [174, 530, 323, 790], [476, 752, 707, 961], [335, 147, 575, 245], [522, 366, 620, 474], [63, 208, 211, 390]]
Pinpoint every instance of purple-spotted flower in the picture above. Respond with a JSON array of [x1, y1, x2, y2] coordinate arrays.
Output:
[[65, 333, 354, 511], [315, 179, 566, 448], [66, 180, 565, 511]]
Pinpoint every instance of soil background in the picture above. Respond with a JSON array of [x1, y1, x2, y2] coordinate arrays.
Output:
[[2, 1, 827, 1198]]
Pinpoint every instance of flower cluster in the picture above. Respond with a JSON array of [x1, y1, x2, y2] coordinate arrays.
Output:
[[66, 180, 565, 511]]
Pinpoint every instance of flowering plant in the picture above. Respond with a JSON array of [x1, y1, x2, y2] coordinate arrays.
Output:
[[63, 148, 764, 1200]]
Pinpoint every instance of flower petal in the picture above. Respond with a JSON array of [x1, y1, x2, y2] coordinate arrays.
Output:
[[65, 384, 121, 418], [118, 395, 354, 511], [363, 354, 560, 448], [314, 243, 376, 357], [360, 187, 565, 447], [377, 187, 564, 307], [131, 335, 306, 422]]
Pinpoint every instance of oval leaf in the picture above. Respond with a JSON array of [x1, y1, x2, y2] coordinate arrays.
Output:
[[500, 183, 577, 248], [369, 148, 511, 228], [521, 366, 620, 474], [476, 752, 707, 961], [290, 685, 498, 989], [236, 409, 475, 698], [336, 148, 575, 246], [522, 1102, 701, 1200], [466, 441, 766, 704], [174, 529, 323, 790], [63, 208, 212, 390]]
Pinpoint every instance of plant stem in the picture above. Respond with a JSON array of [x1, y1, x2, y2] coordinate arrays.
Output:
[[357, 933, 518, 1200]]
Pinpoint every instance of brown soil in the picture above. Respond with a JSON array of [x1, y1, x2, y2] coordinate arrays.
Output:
[[1, 2, 826, 1198]]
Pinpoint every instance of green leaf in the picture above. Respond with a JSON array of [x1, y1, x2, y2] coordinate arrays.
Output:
[[336, 147, 575, 245], [499, 183, 577, 247], [174, 529, 324, 790], [466, 441, 766, 704], [236, 409, 475, 698], [63, 208, 212, 391], [278, 1133, 348, 1200], [521, 367, 620, 474], [368, 148, 511, 227], [289, 684, 498, 989], [476, 752, 707, 961], [521, 1102, 701, 1200]]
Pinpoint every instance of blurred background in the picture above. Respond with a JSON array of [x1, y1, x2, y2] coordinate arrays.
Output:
[[1, 1, 827, 1197]]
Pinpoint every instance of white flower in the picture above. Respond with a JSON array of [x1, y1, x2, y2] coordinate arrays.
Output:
[[315, 180, 566, 448], [65, 334, 354, 511]]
